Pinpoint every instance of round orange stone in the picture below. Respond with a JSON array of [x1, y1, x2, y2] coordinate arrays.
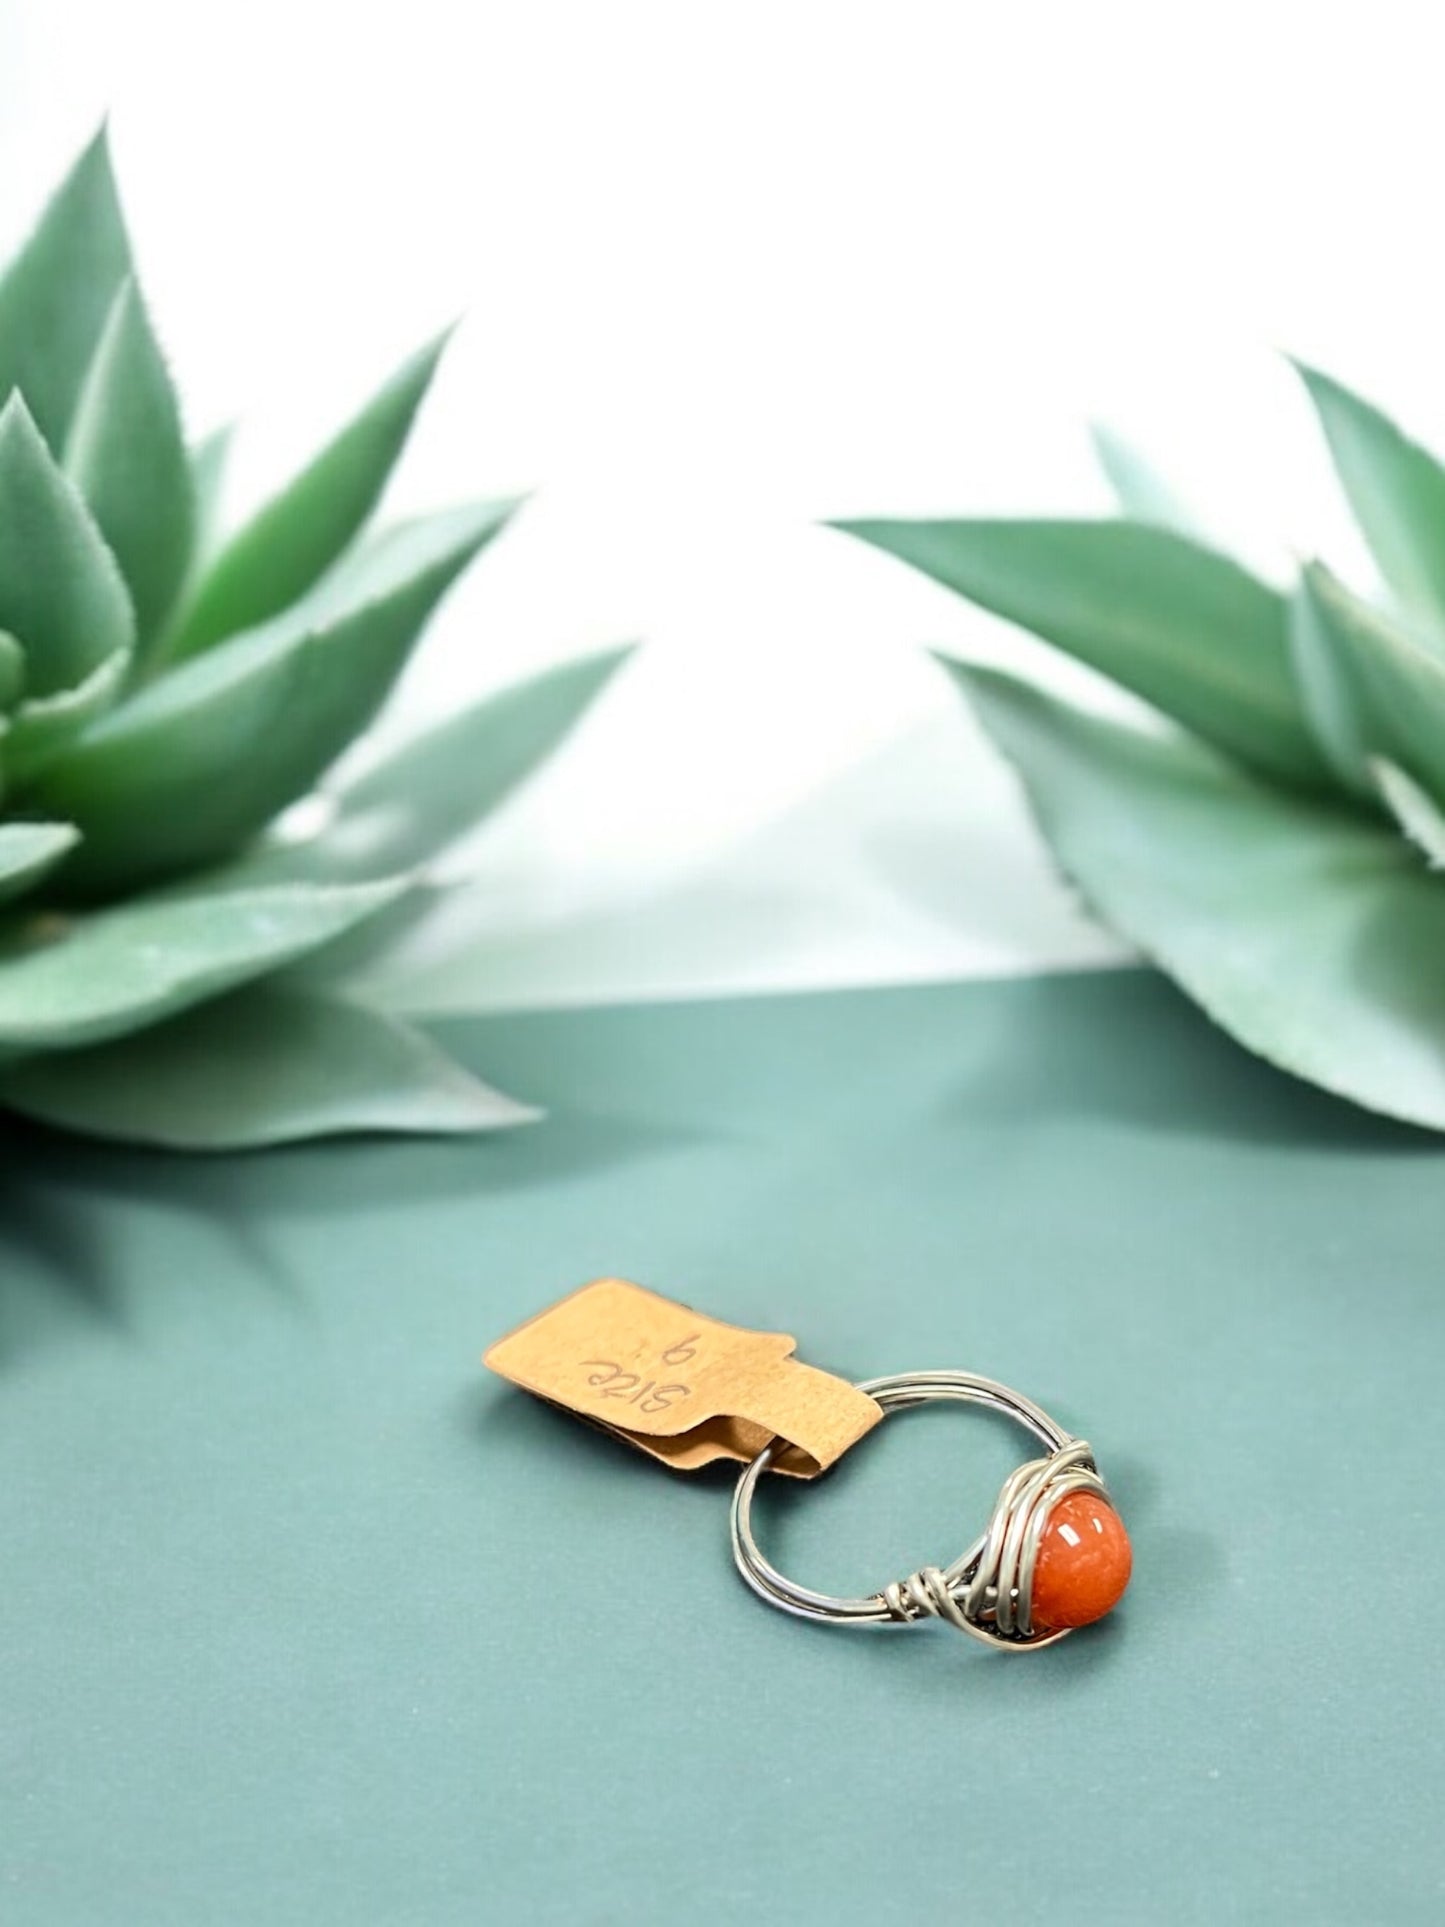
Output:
[[1029, 1492, 1132, 1630]]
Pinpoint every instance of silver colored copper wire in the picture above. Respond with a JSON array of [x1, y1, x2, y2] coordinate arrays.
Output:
[[729, 1369, 1113, 1650]]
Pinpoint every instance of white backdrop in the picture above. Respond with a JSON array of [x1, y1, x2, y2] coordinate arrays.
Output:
[[0, 1, 1432, 1010]]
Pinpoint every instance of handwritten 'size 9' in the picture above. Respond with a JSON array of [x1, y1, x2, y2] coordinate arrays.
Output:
[[581, 1333, 700, 1413]]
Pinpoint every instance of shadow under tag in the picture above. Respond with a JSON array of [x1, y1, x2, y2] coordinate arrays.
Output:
[[484, 1278, 884, 1478]]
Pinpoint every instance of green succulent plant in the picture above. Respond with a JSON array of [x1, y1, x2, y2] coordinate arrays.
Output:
[[0, 129, 624, 1149], [836, 364, 1445, 1131]]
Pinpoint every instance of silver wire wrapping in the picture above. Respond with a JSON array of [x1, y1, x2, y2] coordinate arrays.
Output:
[[729, 1369, 1114, 1651]]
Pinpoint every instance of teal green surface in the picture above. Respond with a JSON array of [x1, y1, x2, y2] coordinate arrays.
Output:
[[1, 969, 1442, 1924]]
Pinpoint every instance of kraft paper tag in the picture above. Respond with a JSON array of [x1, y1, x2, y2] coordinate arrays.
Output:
[[484, 1279, 883, 1478]]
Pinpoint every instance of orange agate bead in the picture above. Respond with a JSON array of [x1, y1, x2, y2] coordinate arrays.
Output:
[[1030, 1492, 1132, 1631]]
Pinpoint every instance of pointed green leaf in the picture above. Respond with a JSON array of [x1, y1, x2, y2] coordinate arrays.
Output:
[[1372, 758, 1445, 868], [279, 879, 450, 990], [0, 984, 537, 1148], [0, 631, 26, 712], [163, 332, 454, 661], [1297, 562, 1445, 802], [0, 127, 132, 449], [1295, 361, 1445, 639], [5, 648, 131, 789], [0, 876, 401, 1050], [64, 279, 194, 648], [0, 395, 135, 697], [288, 497, 519, 629], [258, 646, 631, 884], [189, 423, 234, 562], [1090, 424, 1210, 540], [0, 822, 80, 904], [834, 518, 1327, 788], [952, 658, 1445, 1130], [1285, 573, 1372, 794], [33, 501, 512, 895]]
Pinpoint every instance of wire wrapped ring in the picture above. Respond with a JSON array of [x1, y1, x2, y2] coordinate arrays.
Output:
[[729, 1370, 1131, 1650]]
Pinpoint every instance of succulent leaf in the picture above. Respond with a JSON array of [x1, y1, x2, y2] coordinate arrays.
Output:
[[162, 332, 453, 663], [0, 136, 618, 1146], [250, 646, 631, 885], [0, 395, 135, 696], [0, 876, 403, 1050], [275, 880, 450, 991], [324, 645, 628, 872], [0, 984, 538, 1148], [1090, 424, 1211, 541], [833, 518, 1329, 789], [1295, 561, 1445, 804], [1294, 360, 1445, 644], [0, 631, 26, 712], [289, 496, 518, 627], [0, 125, 131, 450], [5, 647, 131, 789], [64, 278, 195, 649], [1373, 758, 1445, 868], [188, 423, 234, 563], [951, 658, 1445, 1131], [32, 499, 516, 895], [0, 823, 80, 902], [1285, 571, 1373, 794]]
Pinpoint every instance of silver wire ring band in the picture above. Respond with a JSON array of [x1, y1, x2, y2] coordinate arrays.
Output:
[[729, 1369, 1113, 1650]]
